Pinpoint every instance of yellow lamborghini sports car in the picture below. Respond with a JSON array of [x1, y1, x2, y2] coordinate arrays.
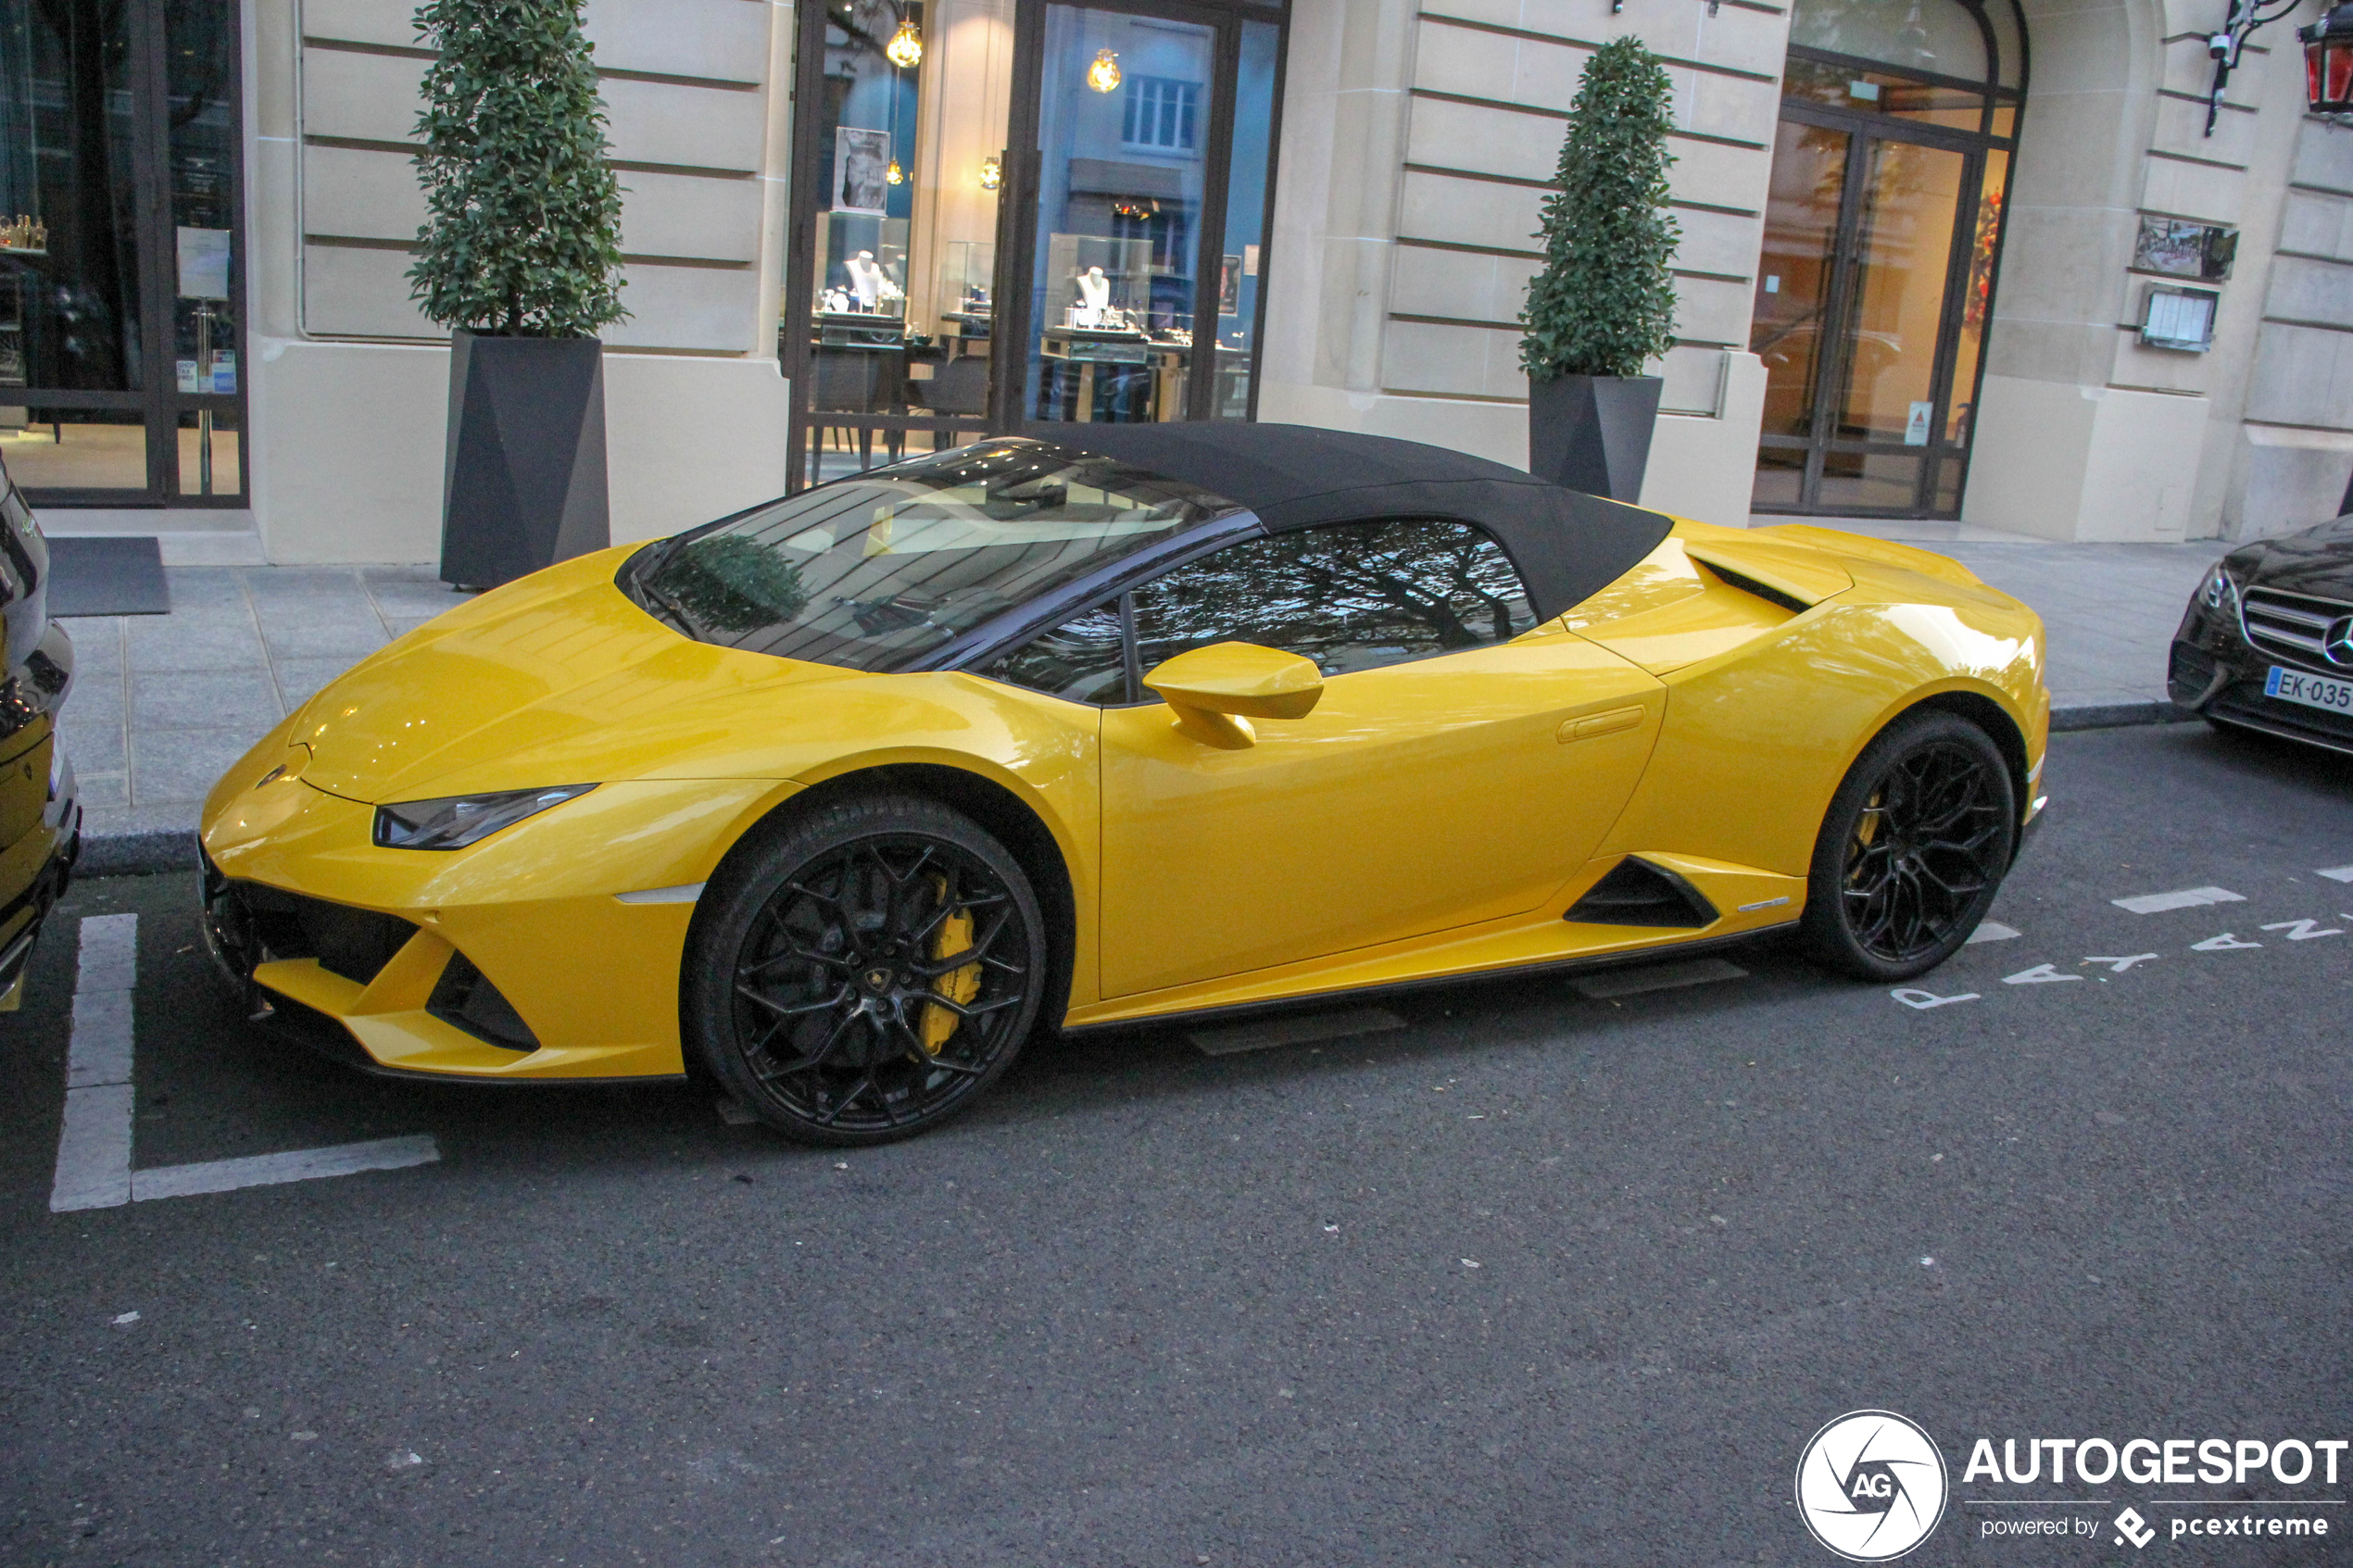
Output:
[[199, 425, 2048, 1145]]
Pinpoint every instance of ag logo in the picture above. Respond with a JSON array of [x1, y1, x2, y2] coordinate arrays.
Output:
[[1795, 1410, 1949, 1562]]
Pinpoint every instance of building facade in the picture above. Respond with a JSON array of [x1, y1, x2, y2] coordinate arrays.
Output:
[[0, 0, 2347, 561]]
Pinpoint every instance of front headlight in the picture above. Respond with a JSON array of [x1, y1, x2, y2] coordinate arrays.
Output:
[[372, 784, 597, 850], [2197, 563, 2239, 616]]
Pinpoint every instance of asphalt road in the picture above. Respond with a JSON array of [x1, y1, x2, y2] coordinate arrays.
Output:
[[3, 721, 2349, 1568]]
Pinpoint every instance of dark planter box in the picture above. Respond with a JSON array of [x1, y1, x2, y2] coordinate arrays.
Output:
[[440, 332, 610, 590], [1527, 373, 1662, 503]]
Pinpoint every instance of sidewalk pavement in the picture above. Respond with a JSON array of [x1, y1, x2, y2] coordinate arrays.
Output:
[[57, 533, 2234, 872]]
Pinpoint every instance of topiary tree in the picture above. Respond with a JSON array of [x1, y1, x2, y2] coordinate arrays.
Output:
[[1520, 37, 1680, 382], [408, 0, 628, 336]]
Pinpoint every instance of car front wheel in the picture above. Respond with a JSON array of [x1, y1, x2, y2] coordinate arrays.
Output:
[[686, 794, 1048, 1146], [1800, 709, 2018, 982]]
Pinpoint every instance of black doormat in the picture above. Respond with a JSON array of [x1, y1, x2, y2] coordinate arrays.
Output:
[[45, 535, 170, 617]]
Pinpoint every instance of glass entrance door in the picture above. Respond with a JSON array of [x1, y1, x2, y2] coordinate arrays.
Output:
[[1752, 0, 2024, 520], [1755, 128, 1977, 514]]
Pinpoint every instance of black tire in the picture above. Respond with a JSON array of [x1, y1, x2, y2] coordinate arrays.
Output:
[[685, 794, 1048, 1147], [1799, 709, 2018, 982]]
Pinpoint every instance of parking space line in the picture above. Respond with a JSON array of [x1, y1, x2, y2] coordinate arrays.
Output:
[[51, 916, 137, 1212], [46, 913, 442, 1214], [2317, 866, 2353, 884], [130, 1135, 440, 1202], [2112, 886, 2244, 914], [1967, 922, 2021, 944]]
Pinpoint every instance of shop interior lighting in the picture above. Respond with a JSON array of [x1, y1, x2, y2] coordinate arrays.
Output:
[[979, 154, 1002, 190], [1088, 49, 1122, 93], [886, 18, 924, 69]]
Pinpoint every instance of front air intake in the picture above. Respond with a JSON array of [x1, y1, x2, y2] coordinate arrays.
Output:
[[427, 953, 540, 1052], [1565, 858, 1719, 928]]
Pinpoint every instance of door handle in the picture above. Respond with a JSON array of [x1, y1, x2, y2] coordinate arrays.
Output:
[[1556, 706, 1645, 744]]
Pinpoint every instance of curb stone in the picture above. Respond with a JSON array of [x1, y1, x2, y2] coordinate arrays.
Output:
[[65, 702, 2206, 882]]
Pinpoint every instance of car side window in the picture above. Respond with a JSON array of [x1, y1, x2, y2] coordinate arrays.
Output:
[[1130, 519, 1534, 678], [980, 600, 1129, 704]]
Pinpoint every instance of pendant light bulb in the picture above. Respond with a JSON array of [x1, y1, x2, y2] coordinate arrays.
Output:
[[886, 18, 924, 69], [979, 154, 1002, 191], [887, 159, 904, 185], [1088, 49, 1122, 93]]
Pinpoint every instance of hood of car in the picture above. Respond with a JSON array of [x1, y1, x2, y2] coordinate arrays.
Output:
[[292, 547, 843, 804], [2237, 514, 2353, 601]]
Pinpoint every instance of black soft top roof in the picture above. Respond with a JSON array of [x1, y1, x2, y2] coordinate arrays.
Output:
[[1019, 420, 1674, 620]]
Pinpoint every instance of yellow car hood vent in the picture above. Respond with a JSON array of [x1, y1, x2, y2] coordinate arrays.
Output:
[[293, 561, 837, 803]]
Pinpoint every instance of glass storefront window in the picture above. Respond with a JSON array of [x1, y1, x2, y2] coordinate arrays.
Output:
[[1790, 0, 1987, 83], [0, 0, 144, 395], [1024, 6, 1216, 425], [794, 0, 1013, 485], [1780, 58, 1985, 135], [0, 408, 146, 489], [1752, 120, 1848, 443], [1209, 19, 1277, 420], [0, 0, 245, 501]]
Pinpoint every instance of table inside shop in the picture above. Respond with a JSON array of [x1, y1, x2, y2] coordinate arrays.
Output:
[[1038, 328, 1190, 421]]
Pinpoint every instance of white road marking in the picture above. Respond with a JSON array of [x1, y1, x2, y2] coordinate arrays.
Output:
[[2317, 866, 2353, 884], [1966, 922, 2021, 944], [1190, 1005, 1406, 1056], [51, 916, 138, 1212], [2083, 954, 2160, 972], [50, 1084, 132, 1212], [2191, 933, 2262, 951], [131, 1135, 439, 1202], [1891, 987, 1978, 1010], [47, 913, 441, 1212], [2003, 963, 2083, 985], [2259, 919, 2344, 940], [1571, 957, 1748, 1000], [2113, 886, 2244, 914], [714, 1098, 758, 1125]]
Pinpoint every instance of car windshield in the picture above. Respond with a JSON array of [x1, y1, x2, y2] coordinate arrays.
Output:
[[625, 441, 1230, 671]]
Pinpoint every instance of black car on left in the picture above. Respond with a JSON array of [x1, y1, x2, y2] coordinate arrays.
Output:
[[2171, 511, 2353, 755]]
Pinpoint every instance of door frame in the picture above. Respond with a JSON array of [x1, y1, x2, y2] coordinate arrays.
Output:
[[1758, 104, 1990, 518], [784, 0, 1287, 489], [1754, 34, 2025, 521]]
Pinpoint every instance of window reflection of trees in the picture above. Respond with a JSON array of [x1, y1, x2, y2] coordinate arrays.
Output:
[[1136, 520, 1533, 677]]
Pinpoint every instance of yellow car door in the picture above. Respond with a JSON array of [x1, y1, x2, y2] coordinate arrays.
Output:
[[1094, 519, 1665, 999]]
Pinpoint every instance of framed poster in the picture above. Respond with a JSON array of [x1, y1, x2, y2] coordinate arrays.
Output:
[[834, 128, 892, 216], [2131, 217, 2236, 283]]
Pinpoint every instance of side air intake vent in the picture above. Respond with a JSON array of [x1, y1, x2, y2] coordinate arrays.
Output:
[[428, 953, 540, 1052], [1565, 858, 1719, 928], [1700, 561, 1810, 615]]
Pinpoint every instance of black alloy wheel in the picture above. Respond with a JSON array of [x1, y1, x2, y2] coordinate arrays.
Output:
[[1800, 709, 2018, 981], [686, 795, 1048, 1146]]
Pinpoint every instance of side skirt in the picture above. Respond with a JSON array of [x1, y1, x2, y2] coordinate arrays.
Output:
[[1060, 922, 1798, 1040]]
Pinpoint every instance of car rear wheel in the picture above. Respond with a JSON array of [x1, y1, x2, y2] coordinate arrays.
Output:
[[686, 795, 1048, 1146], [1800, 709, 2017, 982]]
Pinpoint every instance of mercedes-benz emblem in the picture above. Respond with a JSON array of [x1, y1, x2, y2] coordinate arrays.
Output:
[[2327, 615, 2353, 667]]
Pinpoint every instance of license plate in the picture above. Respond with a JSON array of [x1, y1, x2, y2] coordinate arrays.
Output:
[[2265, 665, 2353, 714]]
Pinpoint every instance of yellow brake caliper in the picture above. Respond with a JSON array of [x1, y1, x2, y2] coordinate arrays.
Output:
[[922, 878, 981, 1054]]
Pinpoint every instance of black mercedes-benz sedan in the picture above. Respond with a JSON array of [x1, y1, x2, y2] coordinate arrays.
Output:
[[2171, 511, 2353, 754]]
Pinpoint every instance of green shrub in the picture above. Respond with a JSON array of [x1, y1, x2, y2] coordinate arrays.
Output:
[[408, 0, 627, 336], [1520, 38, 1680, 381]]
